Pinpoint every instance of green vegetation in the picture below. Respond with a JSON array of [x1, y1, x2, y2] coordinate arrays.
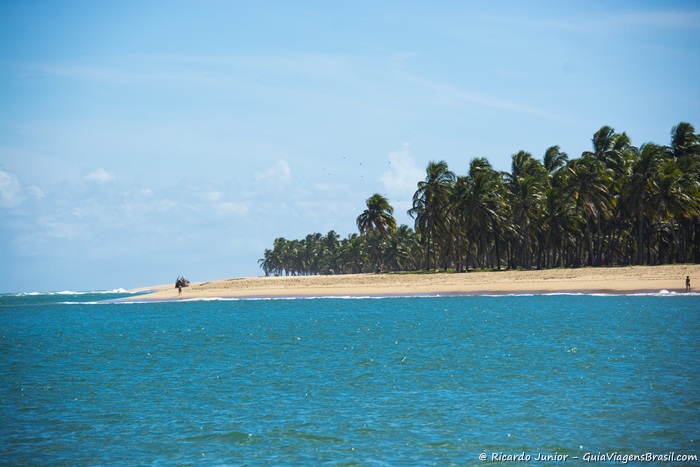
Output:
[[259, 123, 700, 276]]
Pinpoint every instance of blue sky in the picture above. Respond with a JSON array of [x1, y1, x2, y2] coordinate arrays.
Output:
[[1, 0, 699, 292]]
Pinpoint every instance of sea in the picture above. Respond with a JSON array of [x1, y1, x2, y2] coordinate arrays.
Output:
[[1, 290, 699, 466]]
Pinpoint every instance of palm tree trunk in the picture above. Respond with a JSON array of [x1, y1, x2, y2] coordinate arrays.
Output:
[[455, 231, 462, 272], [695, 222, 700, 263], [637, 201, 645, 265], [466, 236, 473, 270], [425, 227, 432, 271], [509, 238, 515, 269], [573, 236, 581, 268], [494, 232, 501, 271], [670, 221, 677, 264], [586, 216, 595, 267]]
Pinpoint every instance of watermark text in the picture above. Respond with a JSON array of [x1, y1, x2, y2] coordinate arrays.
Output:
[[479, 451, 697, 463]]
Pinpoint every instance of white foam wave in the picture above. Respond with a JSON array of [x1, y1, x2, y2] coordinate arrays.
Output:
[[15, 288, 138, 297], [58, 301, 101, 305], [87, 290, 700, 305], [628, 290, 689, 297]]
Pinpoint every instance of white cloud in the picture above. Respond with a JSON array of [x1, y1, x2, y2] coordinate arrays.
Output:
[[0, 170, 23, 208], [255, 159, 292, 186], [380, 144, 423, 201], [204, 191, 224, 202], [27, 185, 46, 200], [213, 201, 249, 217], [37, 214, 92, 242], [0, 170, 45, 208], [147, 198, 178, 213], [84, 168, 115, 184], [189, 187, 225, 203]]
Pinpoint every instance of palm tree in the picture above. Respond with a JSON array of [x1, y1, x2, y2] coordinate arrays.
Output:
[[670, 122, 700, 162], [585, 126, 632, 177], [357, 193, 420, 271], [541, 181, 579, 267], [341, 233, 370, 273], [503, 151, 546, 268], [563, 154, 612, 266], [409, 161, 456, 270], [391, 224, 421, 270], [454, 157, 505, 270], [322, 230, 341, 274], [668, 122, 700, 262], [357, 194, 397, 238], [258, 249, 274, 276], [626, 143, 664, 265], [543, 146, 568, 176], [590, 126, 616, 156], [569, 127, 635, 266], [268, 237, 289, 275], [647, 157, 700, 263], [539, 146, 572, 267], [357, 194, 397, 272]]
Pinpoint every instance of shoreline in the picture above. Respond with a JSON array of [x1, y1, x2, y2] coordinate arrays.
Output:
[[127, 264, 700, 301]]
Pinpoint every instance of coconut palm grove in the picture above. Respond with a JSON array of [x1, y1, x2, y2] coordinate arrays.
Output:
[[259, 123, 700, 276]]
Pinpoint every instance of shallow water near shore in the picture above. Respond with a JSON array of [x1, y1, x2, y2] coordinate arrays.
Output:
[[1, 293, 698, 465]]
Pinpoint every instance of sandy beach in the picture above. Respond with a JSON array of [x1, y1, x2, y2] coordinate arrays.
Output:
[[132, 264, 700, 300]]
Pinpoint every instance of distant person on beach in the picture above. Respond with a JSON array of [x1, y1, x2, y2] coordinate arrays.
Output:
[[175, 275, 188, 297], [686, 276, 691, 293]]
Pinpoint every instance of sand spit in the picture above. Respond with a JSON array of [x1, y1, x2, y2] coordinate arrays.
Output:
[[130, 264, 700, 301]]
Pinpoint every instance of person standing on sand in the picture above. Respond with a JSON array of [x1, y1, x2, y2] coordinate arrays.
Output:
[[686, 276, 691, 293]]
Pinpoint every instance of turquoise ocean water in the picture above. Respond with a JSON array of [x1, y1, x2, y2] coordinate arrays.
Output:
[[1, 291, 699, 465]]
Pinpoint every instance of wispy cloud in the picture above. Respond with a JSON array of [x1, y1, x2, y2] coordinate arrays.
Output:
[[212, 201, 249, 217], [380, 144, 423, 202], [469, 5, 700, 35], [37, 214, 93, 242], [0, 170, 23, 208], [255, 159, 292, 186], [14, 60, 223, 89], [12, 52, 361, 94], [0, 170, 46, 208], [84, 168, 115, 184], [394, 69, 566, 121], [599, 9, 700, 30]]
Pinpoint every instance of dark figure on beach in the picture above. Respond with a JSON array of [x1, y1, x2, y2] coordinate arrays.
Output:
[[175, 276, 190, 297], [175, 276, 190, 288], [686, 276, 691, 293]]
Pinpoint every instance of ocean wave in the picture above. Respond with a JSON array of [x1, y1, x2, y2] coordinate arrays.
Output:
[[628, 290, 700, 297], [58, 301, 102, 305], [13, 288, 140, 297], [100, 294, 405, 304], [95, 290, 700, 304]]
